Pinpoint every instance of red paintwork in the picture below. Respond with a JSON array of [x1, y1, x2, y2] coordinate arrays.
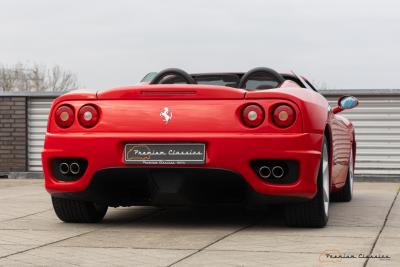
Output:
[[42, 81, 355, 200]]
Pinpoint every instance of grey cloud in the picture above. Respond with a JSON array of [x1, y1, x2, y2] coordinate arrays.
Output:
[[0, 0, 399, 89]]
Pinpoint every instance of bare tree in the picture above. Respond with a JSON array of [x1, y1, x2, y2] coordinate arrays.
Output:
[[0, 63, 78, 92], [47, 65, 78, 92]]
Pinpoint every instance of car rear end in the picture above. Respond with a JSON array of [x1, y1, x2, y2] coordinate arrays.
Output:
[[43, 84, 323, 207]]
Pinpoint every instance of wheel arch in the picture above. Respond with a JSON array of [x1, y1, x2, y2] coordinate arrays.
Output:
[[324, 124, 333, 190]]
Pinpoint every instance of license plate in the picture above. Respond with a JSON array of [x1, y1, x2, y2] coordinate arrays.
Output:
[[124, 143, 205, 164]]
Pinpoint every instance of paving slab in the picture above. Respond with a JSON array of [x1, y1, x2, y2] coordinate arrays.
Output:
[[328, 205, 390, 227], [367, 188, 400, 267], [206, 230, 374, 254], [386, 194, 400, 228], [0, 179, 398, 267], [0, 247, 195, 267], [54, 208, 254, 250], [0, 245, 33, 258], [173, 250, 366, 267], [367, 237, 400, 267]]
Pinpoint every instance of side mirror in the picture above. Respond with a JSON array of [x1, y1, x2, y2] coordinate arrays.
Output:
[[333, 95, 359, 114]]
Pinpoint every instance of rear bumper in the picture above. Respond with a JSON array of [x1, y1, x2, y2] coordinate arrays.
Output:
[[43, 132, 323, 203]]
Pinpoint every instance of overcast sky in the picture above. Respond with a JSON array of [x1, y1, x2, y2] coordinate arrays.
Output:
[[1, 0, 399, 90]]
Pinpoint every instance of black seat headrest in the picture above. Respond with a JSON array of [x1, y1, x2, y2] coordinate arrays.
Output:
[[256, 84, 277, 89]]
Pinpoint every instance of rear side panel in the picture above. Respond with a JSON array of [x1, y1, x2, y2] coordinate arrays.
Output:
[[330, 114, 354, 186]]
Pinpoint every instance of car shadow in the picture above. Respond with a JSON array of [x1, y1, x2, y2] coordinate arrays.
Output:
[[101, 205, 287, 229]]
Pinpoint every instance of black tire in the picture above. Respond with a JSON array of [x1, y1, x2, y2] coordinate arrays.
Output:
[[331, 147, 354, 202], [52, 197, 108, 223], [284, 137, 330, 228]]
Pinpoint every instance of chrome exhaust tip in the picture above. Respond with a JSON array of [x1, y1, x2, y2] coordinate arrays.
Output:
[[59, 163, 70, 175], [258, 166, 271, 179], [70, 162, 80, 175], [272, 166, 285, 179]]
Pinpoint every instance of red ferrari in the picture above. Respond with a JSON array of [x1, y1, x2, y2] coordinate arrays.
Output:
[[42, 67, 358, 227]]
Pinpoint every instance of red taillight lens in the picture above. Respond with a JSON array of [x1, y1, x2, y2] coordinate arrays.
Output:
[[272, 104, 295, 128], [78, 104, 99, 128], [241, 104, 265, 127], [55, 105, 74, 128]]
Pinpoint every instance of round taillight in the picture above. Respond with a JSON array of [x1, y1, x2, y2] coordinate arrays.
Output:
[[272, 104, 295, 128], [55, 105, 74, 128], [242, 104, 265, 127], [78, 104, 99, 128]]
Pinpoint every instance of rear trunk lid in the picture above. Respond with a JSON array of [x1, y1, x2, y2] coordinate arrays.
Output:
[[94, 85, 247, 132], [95, 99, 250, 132], [97, 84, 246, 100]]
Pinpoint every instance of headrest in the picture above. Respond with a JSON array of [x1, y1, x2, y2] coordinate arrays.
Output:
[[256, 84, 276, 89]]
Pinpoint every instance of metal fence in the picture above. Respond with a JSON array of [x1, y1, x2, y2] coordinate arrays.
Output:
[[28, 97, 53, 171], [4, 89, 400, 177], [325, 90, 400, 177]]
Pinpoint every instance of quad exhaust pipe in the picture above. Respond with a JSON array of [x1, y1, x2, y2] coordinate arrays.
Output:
[[59, 162, 80, 175], [59, 163, 70, 175], [258, 165, 285, 179], [70, 162, 80, 175], [258, 166, 271, 179], [272, 166, 284, 179]]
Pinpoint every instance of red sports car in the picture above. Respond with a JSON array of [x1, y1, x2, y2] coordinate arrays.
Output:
[[42, 67, 359, 227]]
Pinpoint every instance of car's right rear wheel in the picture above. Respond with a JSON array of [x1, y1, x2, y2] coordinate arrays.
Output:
[[284, 137, 330, 228], [51, 197, 108, 223]]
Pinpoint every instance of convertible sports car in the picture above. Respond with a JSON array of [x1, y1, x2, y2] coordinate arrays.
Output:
[[42, 67, 358, 227]]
